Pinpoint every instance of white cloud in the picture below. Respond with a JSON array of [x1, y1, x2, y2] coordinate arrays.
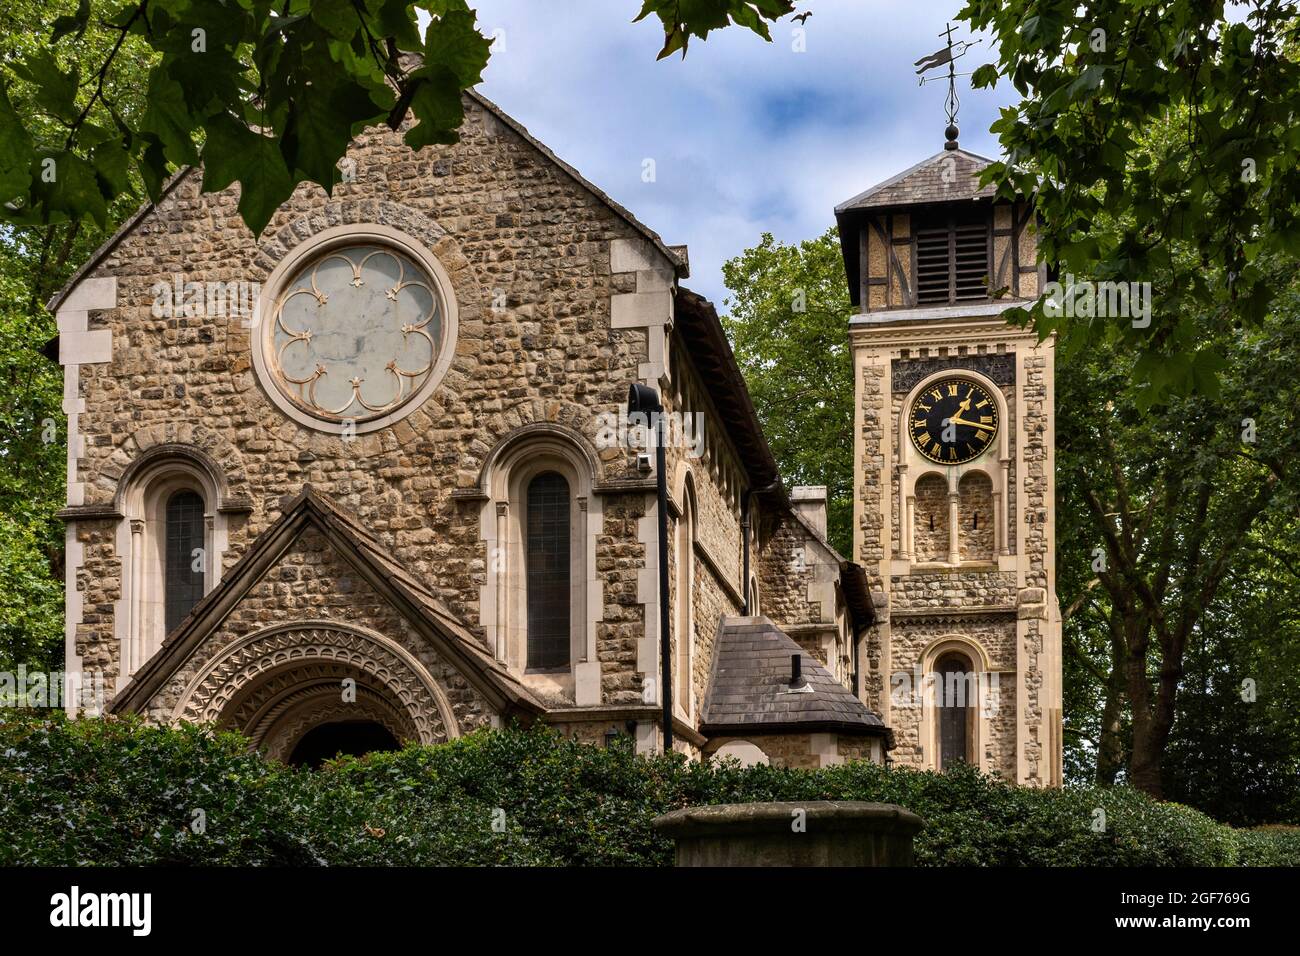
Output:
[[469, 0, 1018, 306]]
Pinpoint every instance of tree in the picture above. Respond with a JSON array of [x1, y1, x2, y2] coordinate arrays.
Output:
[[0, 0, 798, 238], [0, 0, 156, 672], [1056, 256, 1300, 799], [959, 1, 1300, 404], [720, 229, 853, 556]]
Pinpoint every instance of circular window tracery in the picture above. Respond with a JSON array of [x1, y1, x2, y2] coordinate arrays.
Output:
[[253, 225, 458, 434]]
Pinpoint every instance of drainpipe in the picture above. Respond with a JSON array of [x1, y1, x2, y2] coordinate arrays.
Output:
[[741, 494, 751, 615], [628, 383, 672, 753]]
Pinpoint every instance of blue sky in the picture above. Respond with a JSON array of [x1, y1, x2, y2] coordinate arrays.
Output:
[[468, 0, 1019, 308]]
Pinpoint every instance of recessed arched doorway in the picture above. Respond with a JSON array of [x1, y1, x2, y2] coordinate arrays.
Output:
[[287, 720, 401, 768], [172, 622, 462, 764]]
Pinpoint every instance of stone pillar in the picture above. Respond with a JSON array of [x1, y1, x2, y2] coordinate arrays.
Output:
[[947, 492, 960, 564], [494, 501, 509, 663], [653, 801, 923, 867], [126, 518, 145, 688]]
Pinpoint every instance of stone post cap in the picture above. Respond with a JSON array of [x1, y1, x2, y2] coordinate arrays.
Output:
[[790, 485, 828, 503], [652, 801, 923, 838]]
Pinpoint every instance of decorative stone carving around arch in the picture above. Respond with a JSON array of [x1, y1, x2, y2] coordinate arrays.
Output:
[[172, 621, 460, 748], [102, 422, 250, 512], [468, 419, 605, 499], [241, 677, 418, 763], [113, 443, 247, 516]]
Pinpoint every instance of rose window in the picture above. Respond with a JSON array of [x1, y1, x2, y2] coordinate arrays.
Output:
[[267, 244, 444, 424]]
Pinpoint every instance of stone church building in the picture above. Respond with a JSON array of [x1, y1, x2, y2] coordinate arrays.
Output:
[[49, 91, 1061, 783]]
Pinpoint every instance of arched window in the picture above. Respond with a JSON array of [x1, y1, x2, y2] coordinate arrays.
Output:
[[674, 482, 696, 718], [116, 450, 229, 688], [164, 489, 206, 634], [936, 651, 974, 770], [525, 471, 571, 670], [480, 426, 598, 703]]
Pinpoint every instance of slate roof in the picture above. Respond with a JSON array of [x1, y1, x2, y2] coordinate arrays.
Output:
[[701, 616, 888, 739], [673, 289, 786, 510], [834, 147, 997, 213]]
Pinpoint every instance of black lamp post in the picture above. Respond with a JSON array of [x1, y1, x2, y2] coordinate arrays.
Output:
[[627, 382, 672, 753]]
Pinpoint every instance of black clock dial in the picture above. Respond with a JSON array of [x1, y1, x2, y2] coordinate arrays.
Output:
[[908, 378, 1000, 465]]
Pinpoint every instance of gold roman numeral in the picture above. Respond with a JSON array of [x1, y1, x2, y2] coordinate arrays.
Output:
[[947, 383, 958, 397]]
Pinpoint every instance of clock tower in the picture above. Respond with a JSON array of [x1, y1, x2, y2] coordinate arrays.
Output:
[[836, 142, 1063, 786]]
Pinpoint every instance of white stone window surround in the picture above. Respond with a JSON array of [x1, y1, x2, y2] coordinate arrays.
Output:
[[895, 367, 1012, 568], [113, 452, 230, 691], [478, 426, 603, 706], [251, 223, 459, 435], [916, 634, 994, 774]]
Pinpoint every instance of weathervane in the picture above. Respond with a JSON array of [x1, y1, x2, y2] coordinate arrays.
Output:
[[915, 23, 982, 151]]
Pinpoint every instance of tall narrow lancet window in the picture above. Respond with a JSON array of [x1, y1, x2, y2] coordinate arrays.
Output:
[[525, 471, 571, 669], [164, 489, 206, 635], [936, 652, 974, 770]]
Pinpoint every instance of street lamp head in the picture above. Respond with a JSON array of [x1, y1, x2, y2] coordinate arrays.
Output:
[[627, 382, 662, 415]]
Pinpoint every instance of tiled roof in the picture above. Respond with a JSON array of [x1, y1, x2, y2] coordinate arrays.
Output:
[[835, 148, 997, 212], [701, 616, 887, 737]]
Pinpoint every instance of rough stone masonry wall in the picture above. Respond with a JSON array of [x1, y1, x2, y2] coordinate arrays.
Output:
[[958, 472, 995, 561], [67, 97, 665, 704], [912, 473, 949, 562], [857, 359, 888, 583], [755, 519, 822, 630]]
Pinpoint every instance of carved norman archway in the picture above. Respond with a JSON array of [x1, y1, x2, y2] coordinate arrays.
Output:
[[172, 621, 460, 758]]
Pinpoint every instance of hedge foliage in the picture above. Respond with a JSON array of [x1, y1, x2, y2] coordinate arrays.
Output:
[[1, 713, 1294, 866]]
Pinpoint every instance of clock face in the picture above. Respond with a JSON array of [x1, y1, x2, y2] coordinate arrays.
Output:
[[909, 378, 1000, 465]]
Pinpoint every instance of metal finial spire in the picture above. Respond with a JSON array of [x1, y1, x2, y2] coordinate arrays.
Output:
[[915, 23, 982, 151]]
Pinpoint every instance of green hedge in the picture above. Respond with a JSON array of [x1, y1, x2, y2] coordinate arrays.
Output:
[[1, 713, 1294, 866]]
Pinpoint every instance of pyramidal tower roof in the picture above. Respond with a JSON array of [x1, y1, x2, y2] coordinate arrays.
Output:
[[835, 147, 997, 214]]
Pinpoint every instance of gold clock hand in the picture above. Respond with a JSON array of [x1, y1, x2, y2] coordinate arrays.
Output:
[[947, 415, 996, 431]]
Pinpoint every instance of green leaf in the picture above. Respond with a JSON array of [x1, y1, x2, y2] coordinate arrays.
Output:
[[28, 149, 108, 228], [140, 67, 200, 167], [0, 83, 34, 203], [50, 0, 91, 42], [403, 74, 463, 150], [11, 49, 80, 124], [200, 115, 297, 236]]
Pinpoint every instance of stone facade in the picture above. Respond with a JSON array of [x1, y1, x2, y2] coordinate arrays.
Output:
[[838, 149, 1064, 787], [53, 91, 882, 769]]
